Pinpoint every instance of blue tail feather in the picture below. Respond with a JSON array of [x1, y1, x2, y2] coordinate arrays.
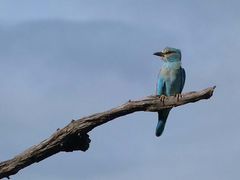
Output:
[[155, 109, 171, 137]]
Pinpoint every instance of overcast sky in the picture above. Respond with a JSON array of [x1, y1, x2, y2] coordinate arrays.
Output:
[[0, 0, 240, 179]]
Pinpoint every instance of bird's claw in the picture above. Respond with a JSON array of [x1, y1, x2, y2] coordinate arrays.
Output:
[[158, 95, 167, 103], [175, 93, 183, 101]]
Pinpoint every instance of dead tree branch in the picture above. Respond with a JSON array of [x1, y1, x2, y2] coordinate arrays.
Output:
[[0, 86, 215, 179]]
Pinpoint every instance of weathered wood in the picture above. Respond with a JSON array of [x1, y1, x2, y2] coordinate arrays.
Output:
[[0, 86, 215, 179]]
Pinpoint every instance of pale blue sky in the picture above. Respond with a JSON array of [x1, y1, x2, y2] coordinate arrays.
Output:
[[0, 0, 240, 179]]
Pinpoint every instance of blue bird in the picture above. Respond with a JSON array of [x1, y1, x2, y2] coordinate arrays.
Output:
[[153, 47, 186, 137]]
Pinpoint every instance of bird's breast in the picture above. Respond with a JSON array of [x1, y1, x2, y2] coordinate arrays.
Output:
[[161, 68, 170, 76], [160, 68, 177, 80]]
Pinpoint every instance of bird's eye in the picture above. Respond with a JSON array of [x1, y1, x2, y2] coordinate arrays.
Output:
[[165, 51, 174, 54]]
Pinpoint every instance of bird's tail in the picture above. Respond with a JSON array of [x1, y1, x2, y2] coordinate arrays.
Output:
[[155, 109, 171, 137]]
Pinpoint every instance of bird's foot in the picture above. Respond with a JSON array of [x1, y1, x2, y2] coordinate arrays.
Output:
[[175, 93, 183, 101], [157, 95, 167, 103]]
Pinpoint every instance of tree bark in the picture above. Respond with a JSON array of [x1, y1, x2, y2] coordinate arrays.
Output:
[[0, 86, 215, 179]]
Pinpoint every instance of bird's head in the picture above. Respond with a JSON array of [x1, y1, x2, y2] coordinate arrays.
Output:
[[153, 47, 181, 62]]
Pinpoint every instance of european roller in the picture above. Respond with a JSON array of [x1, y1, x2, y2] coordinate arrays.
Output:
[[153, 47, 186, 137]]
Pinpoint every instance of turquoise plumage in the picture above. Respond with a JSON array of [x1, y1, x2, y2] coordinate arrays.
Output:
[[154, 47, 185, 137]]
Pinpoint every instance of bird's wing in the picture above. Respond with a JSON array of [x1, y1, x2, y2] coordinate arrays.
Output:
[[180, 67, 186, 93], [156, 71, 165, 95]]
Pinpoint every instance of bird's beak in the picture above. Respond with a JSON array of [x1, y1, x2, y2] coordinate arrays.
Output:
[[153, 52, 164, 57]]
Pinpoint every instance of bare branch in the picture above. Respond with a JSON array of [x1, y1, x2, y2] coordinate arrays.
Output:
[[0, 86, 215, 179]]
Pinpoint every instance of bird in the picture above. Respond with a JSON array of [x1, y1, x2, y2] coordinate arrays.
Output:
[[153, 47, 186, 137]]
